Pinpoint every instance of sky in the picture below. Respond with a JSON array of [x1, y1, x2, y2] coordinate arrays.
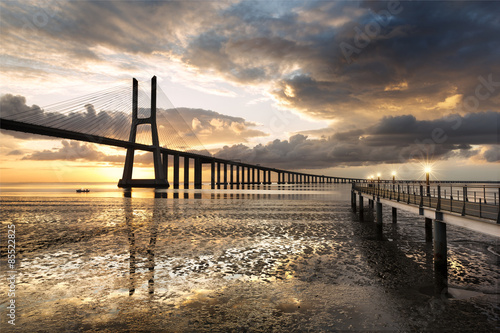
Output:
[[0, 0, 499, 183]]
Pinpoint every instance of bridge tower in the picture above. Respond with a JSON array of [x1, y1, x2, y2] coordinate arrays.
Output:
[[118, 76, 169, 188]]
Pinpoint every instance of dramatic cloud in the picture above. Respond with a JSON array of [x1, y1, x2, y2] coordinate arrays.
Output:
[[1, 1, 499, 178], [21, 139, 156, 166], [22, 140, 122, 162], [215, 112, 500, 169], [483, 146, 500, 163], [2, 1, 498, 125]]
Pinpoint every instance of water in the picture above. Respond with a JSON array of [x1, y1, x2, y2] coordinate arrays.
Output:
[[0, 183, 499, 331]]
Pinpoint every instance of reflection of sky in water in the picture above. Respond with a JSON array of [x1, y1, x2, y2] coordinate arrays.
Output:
[[0, 183, 499, 331]]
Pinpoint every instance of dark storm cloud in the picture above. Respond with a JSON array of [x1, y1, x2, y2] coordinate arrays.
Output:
[[215, 112, 499, 169], [2, 0, 498, 123]]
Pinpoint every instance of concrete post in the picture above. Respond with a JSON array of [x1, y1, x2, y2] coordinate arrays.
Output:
[[162, 153, 168, 183], [224, 163, 227, 186], [210, 161, 215, 189], [194, 157, 202, 189], [184, 157, 189, 189], [173, 154, 179, 189], [392, 207, 397, 223], [217, 162, 221, 188], [359, 193, 364, 221], [229, 164, 233, 185], [433, 219, 448, 296], [257, 169, 261, 184], [252, 168, 255, 184], [425, 217, 432, 242], [376, 198, 383, 224], [236, 165, 240, 185]]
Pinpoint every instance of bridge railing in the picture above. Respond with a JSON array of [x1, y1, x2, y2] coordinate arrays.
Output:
[[353, 182, 500, 222]]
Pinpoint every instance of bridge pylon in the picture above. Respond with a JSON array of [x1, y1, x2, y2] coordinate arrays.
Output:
[[118, 76, 169, 188]]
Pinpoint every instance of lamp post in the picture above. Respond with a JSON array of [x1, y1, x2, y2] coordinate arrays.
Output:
[[392, 171, 396, 192], [425, 167, 431, 197]]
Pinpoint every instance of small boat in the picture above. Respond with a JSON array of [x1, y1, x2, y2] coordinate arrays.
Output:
[[76, 188, 90, 193]]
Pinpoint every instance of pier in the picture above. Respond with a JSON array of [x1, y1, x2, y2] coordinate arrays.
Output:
[[352, 181, 500, 295]]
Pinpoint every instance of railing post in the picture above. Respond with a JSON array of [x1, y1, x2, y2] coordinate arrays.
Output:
[[397, 184, 400, 202]]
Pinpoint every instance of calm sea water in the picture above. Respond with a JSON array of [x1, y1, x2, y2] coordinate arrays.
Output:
[[0, 183, 499, 332]]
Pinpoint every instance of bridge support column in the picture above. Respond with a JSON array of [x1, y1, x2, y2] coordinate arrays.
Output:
[[425, 217, 433, 242], [351, 190, 356, 211], [211, 161, 215, 189], [247, 167, 251, 184], [194, 158, 202, 189], [118, 76, 168, 188], [184, 157, 189, 189], [433, 219, 448, 296], [252, 168, 255, 184], [359, 193, 364, 221], [392, 207, 397, 223], [230, 164, 234, 185], [257, 169, 261, 184], [223, 163, 228, 186], [162, 153, 168, 183], [173, 154, 179, 189], [236, 165, 240, 185], [216, 162, 221, 188], [376, 198, 383, 224]]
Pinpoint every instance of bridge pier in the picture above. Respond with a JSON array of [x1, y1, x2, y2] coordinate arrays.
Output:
[[433, 219, 448, 296], [211, 161, 215, 189], [118, 76, 169, 188], [184, 157, 189, 189], [425, 217, 433, 242], [223, 163, 228, 186], [376, 198, 383, 224], [173, 154, 180, 189], [194, 157, 202, 189], [359, 193, 364, 221], [247, 167, 251, 185]]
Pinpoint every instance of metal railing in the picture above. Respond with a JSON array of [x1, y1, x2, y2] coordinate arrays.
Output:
[[353, 182, 500, 222]]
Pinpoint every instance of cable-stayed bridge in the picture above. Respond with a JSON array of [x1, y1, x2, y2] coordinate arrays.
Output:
[[1, 76, 366, 188]]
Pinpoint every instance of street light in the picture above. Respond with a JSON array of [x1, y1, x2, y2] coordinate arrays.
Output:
[[392, 171, 396, 192], [425, 166, 431, 196], [377, 173, 381, 182]]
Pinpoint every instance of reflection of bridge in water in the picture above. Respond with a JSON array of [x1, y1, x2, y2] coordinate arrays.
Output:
[[0, 76, 366, 188]]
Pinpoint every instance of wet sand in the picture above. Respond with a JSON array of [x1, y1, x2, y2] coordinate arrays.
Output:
[[0, 184, 499, 331]]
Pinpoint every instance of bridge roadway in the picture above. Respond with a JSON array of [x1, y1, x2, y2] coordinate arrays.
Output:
[[1, 118, 367, 188]]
